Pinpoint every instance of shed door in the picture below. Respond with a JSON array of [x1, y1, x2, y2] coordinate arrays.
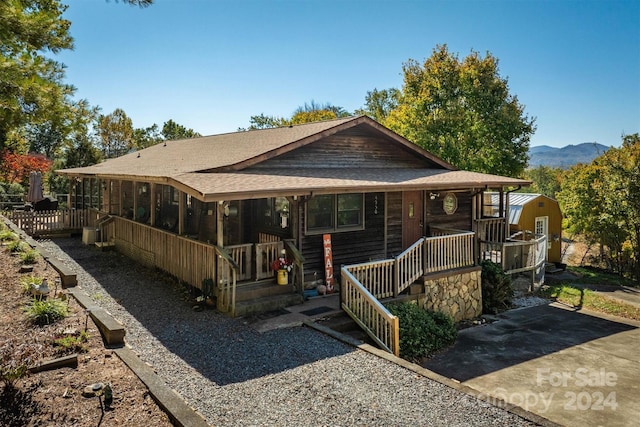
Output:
[[535, 216, 550, 258], [402, 191, 423, 249]]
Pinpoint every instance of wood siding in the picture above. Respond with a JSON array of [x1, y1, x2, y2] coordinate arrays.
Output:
[[386, 192, 403, 257], [251, 128, 441, 169], [300, 192, 386, 283], [426, 191, 473, 232]]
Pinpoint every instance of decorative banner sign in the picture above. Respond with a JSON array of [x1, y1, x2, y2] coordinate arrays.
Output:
[[323, 234, 334, 293]]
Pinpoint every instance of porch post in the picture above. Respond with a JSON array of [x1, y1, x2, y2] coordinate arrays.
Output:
[[216, 201, 224, 247], [149, 183, 156, 227], [119, 180, 123, 217], [178, 190, 185, 235], [133, 182, 138, 221]]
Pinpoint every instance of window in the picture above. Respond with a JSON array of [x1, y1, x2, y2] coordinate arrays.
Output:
[[307, 194, 364, 233]]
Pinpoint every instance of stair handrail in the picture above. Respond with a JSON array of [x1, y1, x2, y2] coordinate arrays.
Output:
[[394, 237, 425, 296], [341, 267, 400, 356], [213, 245, 239, 316], [284, 240, 305, 296]]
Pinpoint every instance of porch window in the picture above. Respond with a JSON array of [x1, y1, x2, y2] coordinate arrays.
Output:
[[307, 193, 364, 234]]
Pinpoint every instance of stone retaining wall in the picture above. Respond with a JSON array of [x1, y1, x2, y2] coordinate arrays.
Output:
[[419, 266, 482, 321]]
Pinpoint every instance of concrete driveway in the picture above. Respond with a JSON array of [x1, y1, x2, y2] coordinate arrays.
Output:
[[423, 303, 640, 427]]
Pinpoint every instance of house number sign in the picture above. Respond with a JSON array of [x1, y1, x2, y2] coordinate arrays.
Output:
[[443, 192, 458, 215]]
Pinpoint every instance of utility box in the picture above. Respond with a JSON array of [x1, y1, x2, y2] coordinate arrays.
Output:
[[82, 227, 96, 245]]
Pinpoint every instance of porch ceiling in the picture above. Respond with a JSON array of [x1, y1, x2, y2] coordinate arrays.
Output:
[[173, 168, 531, 201]]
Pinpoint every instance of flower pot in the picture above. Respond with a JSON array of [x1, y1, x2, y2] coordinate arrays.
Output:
[[277, 269, 288, 285]]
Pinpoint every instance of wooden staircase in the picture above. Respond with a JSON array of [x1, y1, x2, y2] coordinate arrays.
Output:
[[233, 279, 303, 317]]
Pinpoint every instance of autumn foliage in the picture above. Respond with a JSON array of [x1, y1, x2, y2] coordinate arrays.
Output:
[[0, 150, 53, 187]]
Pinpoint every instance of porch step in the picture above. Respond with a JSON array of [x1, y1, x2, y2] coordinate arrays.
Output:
[[235, 293, 304, 318], [314, 312, 367, 343], [235, 280, 296, 302]]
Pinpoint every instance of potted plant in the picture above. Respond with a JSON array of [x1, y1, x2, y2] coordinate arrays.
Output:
[[271, 250, 293, 285]]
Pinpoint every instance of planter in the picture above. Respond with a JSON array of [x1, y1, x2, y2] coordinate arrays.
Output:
[[277, 269, 289, 285]]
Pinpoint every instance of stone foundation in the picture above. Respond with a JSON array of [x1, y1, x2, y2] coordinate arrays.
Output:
[[418, 266, 482, 322]]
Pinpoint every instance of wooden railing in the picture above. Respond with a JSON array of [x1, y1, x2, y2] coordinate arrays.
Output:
[[424, 231, 475, 273], [2, 209, 91, 234], [475, 217, 507, 243], [395, 237, 425, 295], [341, 267, 399, 356], [284, 240, 305, 294], [344, 259, 396, 299], [226, 243, 253, 281], [483, 232, 547, 276], [110, 216, 217, 294], [214, 245, 239, 316], [255, 241, 284, 280]]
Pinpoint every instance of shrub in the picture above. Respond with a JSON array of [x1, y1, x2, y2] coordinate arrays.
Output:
[[6, 240, 28, 253], [19, 249, 38, 264], [52, 331, 90, 355], [481, 260, 514, 314], [24, 299, 68, 326], [0, 339, 41, 386], [0, 229, 17, 242], [387, 302, 457, 362]]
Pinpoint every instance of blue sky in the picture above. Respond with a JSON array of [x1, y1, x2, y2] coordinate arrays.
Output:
[[58, 0, 639, 148]]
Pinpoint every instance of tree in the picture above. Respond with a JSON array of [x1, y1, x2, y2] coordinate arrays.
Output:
[[356, 88, 400, 123], [242, 102, 351, 130], [558, 134, 640, 281], [523, 166, 563, 199], [161, 120, 201, 140], [96, 108, 134, 158], [381, 45, 535, 176], [0, 0, 75, 149]]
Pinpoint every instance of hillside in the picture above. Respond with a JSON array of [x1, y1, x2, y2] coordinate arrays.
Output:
[[528, 142, 610, 168]]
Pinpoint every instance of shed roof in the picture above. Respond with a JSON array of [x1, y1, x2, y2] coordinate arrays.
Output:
[[486, 193, 557, 224]]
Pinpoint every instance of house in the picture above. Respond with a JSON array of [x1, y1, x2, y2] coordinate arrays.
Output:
[[485, 192, 563, 264], [56, 116, 532, 354]]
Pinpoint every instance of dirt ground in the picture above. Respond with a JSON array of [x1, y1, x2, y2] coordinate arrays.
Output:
[[0, 242, 173, 426]]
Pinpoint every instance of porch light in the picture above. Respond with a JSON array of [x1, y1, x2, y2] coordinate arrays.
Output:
[[430, 192, 440, 200]]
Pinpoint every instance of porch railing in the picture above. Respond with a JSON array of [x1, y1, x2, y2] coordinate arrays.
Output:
[[475, 217, 507, 243], [481, 231, 547, 276], [255, 241, 284, 280], [395, 237, 425, 296], [2, 209, 91, 234], [424, 230, 475, 273], [341, 267, 399, 356], [214, 245, 239, 316], [345, 259, 396, 299], [226, 243, 253, 281], [284, 240, 305, 295]]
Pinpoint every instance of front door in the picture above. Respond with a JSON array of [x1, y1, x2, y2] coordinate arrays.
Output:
[[402, 191, 423, 249], [535, 216, 550, 260]]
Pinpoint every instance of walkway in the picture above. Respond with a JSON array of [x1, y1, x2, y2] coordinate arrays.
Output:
[[41, 237, 539, 427]]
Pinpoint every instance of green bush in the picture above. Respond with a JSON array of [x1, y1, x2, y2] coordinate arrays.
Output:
[[0, 229, 17, 242], [24, 299, 68, 326], [19, 249, 38, 264], [387, 302, 457, 362], [481, 260, 514, 314], [6, 240, 28, 253], [52, 331, 90, 354]]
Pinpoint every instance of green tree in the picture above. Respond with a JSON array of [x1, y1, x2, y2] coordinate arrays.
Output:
[[356, 88, 401, 123], [382, 45, 535, 176], [243, 101, 351, 130], [161, 120, 201, 140], [97, 108, 134, 158], [0, 0, 75, 149], [558, 134, 640, 280], [523, 166, 563, 199]]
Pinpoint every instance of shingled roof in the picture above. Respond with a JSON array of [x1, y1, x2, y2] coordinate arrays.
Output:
[[57, 115, 530, 201]]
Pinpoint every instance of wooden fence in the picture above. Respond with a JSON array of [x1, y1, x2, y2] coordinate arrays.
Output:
[[475, 217, 507, 243], [341, 268, 399, 356], [2, 209, 91, 234]]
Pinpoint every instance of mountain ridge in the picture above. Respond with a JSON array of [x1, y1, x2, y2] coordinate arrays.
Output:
[[528, 142, 610, 168]]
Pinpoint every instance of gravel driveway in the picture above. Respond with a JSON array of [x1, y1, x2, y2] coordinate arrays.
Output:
[[41, 237, 540, 426]]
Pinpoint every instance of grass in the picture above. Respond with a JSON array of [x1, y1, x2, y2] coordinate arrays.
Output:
[[52, 331, 90, 354], [567, 266, 637, 287], [541, 284, 640, 321], [19, 249, 38, 264], [18, 275, 43, 294]]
